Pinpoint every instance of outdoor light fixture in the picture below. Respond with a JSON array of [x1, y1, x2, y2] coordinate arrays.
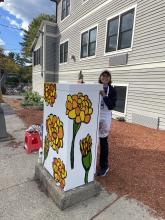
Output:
[[71, 55, 76, 62]]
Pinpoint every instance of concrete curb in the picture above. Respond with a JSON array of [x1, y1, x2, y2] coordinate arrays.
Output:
[[35, 163, 102, 210]]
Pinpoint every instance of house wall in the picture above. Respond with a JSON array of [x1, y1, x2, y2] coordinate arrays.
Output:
[[45, 24, 60, 83], [32, 22, 59, 96], [55, 0, 165, 129], [32, 33, 44, 96]]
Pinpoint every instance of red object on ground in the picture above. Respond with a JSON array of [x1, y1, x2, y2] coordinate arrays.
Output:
[[24, 131, 42, 154]]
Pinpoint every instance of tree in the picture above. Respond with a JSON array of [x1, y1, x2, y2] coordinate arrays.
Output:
[[0, 49, 19, 73], [20, 14, 55, 58], [8, 52, 15, 61]]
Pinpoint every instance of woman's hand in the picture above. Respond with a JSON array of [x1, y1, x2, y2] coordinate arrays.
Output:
[[100, 90, 106, 97]]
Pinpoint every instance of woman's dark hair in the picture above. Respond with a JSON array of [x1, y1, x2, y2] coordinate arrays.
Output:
[[98, 70, 112, 85]]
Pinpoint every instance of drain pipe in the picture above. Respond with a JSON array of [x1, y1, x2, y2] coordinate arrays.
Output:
[[50, 0, 58, 23]]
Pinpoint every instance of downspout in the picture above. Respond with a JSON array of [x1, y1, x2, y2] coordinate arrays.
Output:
[[39, 30, 44, 78], [50, 0, 58, 23]]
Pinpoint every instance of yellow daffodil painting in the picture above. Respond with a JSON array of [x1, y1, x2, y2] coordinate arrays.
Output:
[[66, 93, 93, 169], [44, 83, 56, 107], [80, 134, 92, 184], [46, 114, 64, 153], [52, 158, 67, 189]]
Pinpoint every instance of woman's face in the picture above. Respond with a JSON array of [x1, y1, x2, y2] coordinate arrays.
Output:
[[100, 74, 111, 85]]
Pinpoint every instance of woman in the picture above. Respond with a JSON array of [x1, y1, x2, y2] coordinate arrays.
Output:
[[97, 70, 117, 176]]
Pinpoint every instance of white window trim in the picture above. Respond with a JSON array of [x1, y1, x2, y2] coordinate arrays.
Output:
[[59, 39, 69, 65], [104, 4, 137, 56], [61, 0, 71, 23], [111, 83, 129, 117], [79, 24, 98, 61]]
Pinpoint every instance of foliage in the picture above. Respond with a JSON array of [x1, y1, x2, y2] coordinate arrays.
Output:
[[18, 66, 32, 83], [22, 90, 43, 108], [0, 47, 32, 84], [0, 48, 19, 73], [20, 14, 55, 58]]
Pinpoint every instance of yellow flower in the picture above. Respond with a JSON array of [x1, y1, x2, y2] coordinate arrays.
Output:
[[44, 83, 56, 107], [66, 93, 93, 124], [46, 114, 64, 153], [80, 134, 92, 156], [52, 158, 67, 189]]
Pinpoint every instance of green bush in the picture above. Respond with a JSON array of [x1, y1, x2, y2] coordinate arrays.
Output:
[[22, 91, 43, 109]]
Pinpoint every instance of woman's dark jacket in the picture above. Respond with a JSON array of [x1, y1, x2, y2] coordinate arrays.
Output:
[[103, 85, 117, 110]]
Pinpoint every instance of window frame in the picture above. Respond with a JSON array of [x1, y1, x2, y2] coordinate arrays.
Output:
[[33, 48, 41, 66], [104, 5, 137, 56], [61, 0, 70, 21], [59, 40, 69, 64], [112, 83, 129, 116], [80, 24, 98, 60]]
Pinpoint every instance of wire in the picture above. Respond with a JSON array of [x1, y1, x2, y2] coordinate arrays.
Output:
[[0, 23, 23, 31]]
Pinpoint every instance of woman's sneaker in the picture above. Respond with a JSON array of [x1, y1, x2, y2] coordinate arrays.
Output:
[[97, 167, 109, 176]]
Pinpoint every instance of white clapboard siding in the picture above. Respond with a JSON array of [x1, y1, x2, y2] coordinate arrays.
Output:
[[53, 0, 165, 129]]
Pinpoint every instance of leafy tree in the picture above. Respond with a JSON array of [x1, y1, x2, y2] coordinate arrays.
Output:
[[8, 52, 15, 61], [20, 14, 55, 58], [0, 49, 19, 73]]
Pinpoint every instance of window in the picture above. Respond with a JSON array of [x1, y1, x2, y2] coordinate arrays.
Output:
[[106, 8, 135, 53], [33, 48, 41, 66], [60, 41, 68, 63], [113, 85, 128, 114], [61, 0, 70, 20], [80, 27, 97, 58]]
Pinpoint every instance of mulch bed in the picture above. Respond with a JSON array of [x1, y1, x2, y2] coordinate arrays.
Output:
[[4, 97, 165, 219], [97, 121, 165, 218]]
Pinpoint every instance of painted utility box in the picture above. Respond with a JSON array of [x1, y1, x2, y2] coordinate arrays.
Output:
[[43, 83, 102, 191]]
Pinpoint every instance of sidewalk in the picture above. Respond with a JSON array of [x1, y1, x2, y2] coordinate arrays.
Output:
[[0, 104, 163, 220]]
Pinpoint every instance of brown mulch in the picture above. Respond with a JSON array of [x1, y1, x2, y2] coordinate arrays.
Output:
[[4, 97, 43, 127], [4, 97, 165, 219], [97, 121, 165, 219]]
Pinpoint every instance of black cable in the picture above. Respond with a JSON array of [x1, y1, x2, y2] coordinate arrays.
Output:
[[0, 23, 23, 30]]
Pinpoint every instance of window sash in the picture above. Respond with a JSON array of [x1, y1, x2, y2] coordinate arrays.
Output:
[[33, 48, 41, 66], [81, 27, 97, 58], [60, 42, 68, 63], [61, 0, 70, 20], [106, 9, 134, 53], [118, 9, 134, 50], [113, 86, 127, 113]]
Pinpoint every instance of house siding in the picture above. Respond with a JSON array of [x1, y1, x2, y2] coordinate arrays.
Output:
[[32, 33, 44, 96], [32, 22, 58, 96], [55, 0, 165, 129]]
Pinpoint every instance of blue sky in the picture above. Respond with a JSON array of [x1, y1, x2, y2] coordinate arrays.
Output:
[[0, 0, 55, 54]]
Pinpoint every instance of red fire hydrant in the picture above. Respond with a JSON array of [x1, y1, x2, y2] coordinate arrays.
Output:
[[24, 131, 42, 154]]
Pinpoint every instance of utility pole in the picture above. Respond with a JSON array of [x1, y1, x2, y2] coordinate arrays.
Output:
[[0, 67, 8, 140]]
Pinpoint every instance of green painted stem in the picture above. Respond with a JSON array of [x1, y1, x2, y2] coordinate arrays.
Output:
[[70, 134, 76, 169], [85, 171, 89, 184], [70, 122, 81, 169]]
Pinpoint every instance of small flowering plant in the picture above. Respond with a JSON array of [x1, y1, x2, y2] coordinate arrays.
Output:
[[46, 114, 64, 153], [52, 158, 67, 189], [44, 83, 56, 107], [65, 93, 93, 169], [80, 134, 92, 184]]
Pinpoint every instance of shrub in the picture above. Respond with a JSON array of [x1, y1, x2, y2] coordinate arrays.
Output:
[[22, 91, 43, 109]]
